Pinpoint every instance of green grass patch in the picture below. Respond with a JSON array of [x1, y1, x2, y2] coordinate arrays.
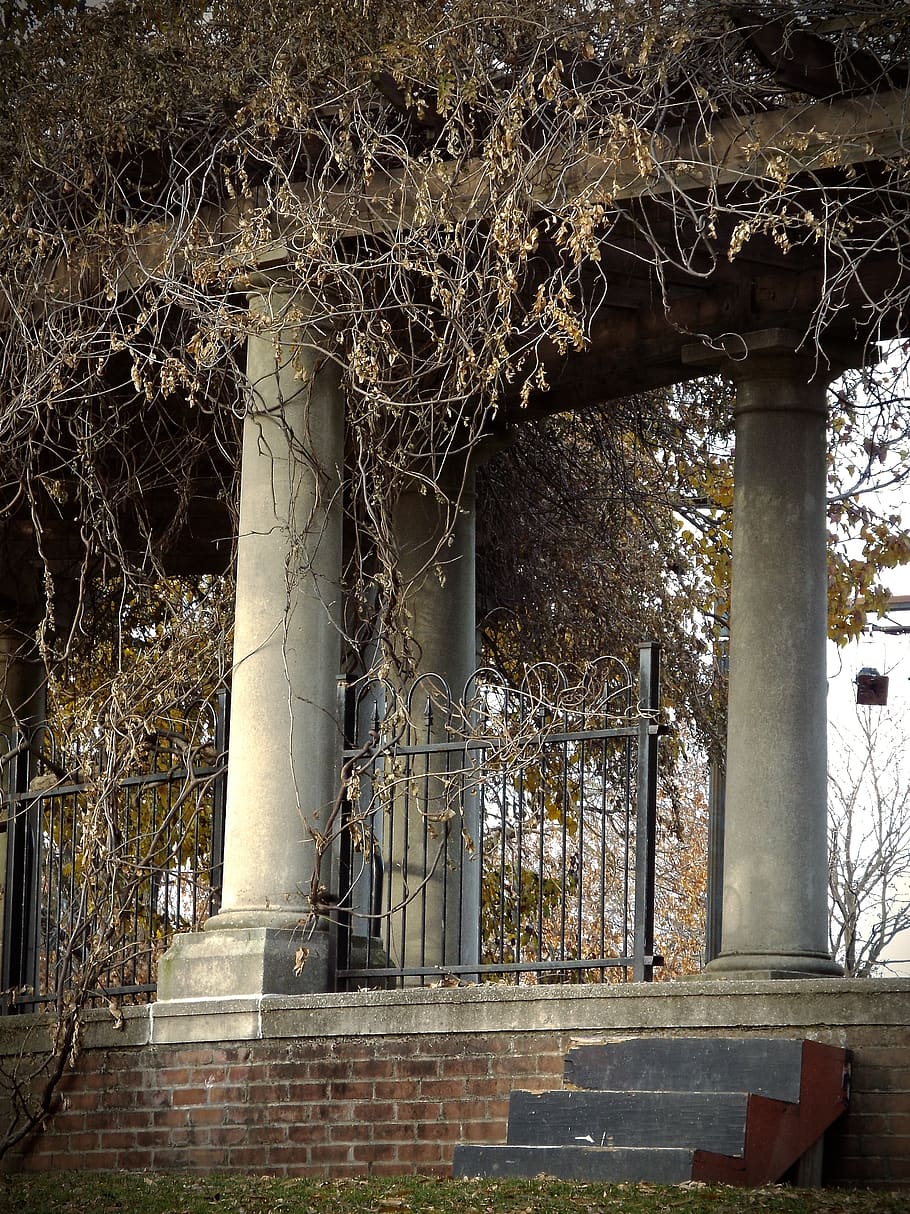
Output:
[[1, 1175, 907, 1214]]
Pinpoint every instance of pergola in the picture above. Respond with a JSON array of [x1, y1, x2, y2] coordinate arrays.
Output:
[[2, 16, 909, 999], [159, 86, 909, 996]]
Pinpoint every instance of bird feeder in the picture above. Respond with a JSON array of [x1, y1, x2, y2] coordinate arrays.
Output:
[[856, 667, 889, 706]]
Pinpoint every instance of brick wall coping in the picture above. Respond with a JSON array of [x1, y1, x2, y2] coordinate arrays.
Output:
[[2, 977, 908, 1052]]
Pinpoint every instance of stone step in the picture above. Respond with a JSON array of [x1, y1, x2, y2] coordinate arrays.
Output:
[[453, 1144, 696, 1183], [564, 1037, 805, 1102], [506, 1088, 748, 1155]]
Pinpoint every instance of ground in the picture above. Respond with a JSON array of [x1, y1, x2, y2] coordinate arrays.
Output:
[[1, 1175, 908, 1214]]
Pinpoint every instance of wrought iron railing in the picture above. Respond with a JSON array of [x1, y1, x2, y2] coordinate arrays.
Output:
[[336, 643, 666, 987], [1, 644, 668, 1008], [0, 695, 227, 1013]]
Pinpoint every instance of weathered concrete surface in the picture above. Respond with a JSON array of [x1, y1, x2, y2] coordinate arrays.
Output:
[[14, 976, 897, 1047], [254, 977, 910, 1041], [6, 977, 906, 1054], [155, 927, 329, 1010]]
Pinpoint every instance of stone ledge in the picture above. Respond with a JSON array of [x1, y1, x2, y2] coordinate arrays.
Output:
[[0, 1003, 151, 1055], [1, 979, 908, 1050], [150, 997, 262, 1045], [255, 977, 910, 1042], [151, 977, 910, 1044]]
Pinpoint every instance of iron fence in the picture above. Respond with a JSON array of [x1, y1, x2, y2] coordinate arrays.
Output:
[[0, 695, 227, 1013], [336, 642, 666, 987], [1, 644, 668, 1009]]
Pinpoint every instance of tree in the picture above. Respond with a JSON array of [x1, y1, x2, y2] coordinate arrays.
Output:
[[653, 732, 709, 979], [0, 573, 231, 1158], [828, 706, 910, 977]]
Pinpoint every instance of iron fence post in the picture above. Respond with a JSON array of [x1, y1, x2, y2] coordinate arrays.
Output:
[[633, 642, 660, 982], [209, 689, 229, 915], [2, 730, 39, 1006], [705, 610, 728, 965], [326, 675, 353, 993], [0, 735, 17, 1004], [706, 758, 726, 965]]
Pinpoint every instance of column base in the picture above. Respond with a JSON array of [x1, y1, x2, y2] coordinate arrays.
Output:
[[155, 927, 329, 1001], [703, 951, 844, 980]]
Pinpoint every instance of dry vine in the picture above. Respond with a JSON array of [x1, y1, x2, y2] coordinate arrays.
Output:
[[1, 2, 908, 682], [1, 0, 910, 1154]]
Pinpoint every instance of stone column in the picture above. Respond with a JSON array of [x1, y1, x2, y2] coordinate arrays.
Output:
[[686, 330, 843, 978], [157, 284, 344, 999], [394, 471, 477, 702], [384, 468, 479, 975]]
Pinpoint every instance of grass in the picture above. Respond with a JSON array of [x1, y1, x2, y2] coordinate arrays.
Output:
[[1, 1175, 907, 1214]]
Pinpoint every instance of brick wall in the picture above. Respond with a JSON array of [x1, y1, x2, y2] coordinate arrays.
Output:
[[824, 1024, 910, 1186], [16, 1031, 566, 1178], [2, 979, 909, 1185]]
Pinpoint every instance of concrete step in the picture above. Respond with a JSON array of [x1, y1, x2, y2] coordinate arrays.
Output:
[[507, 1088, 748, 1154], [564, 1037, 805, 1101], [453, 1144, 696, 1182], [452, 1037, 851, 1187]]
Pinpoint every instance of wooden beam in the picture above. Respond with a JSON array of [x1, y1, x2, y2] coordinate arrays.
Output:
[[52, 87, 905, 295]]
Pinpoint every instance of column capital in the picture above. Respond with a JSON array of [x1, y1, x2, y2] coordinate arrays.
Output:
[[243, 277, 338, 354], [245, 275, 310, 319], [682, 328, 867, 388]]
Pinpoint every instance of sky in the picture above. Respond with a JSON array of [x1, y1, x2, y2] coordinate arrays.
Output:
[[826, 482, 910, 975]]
